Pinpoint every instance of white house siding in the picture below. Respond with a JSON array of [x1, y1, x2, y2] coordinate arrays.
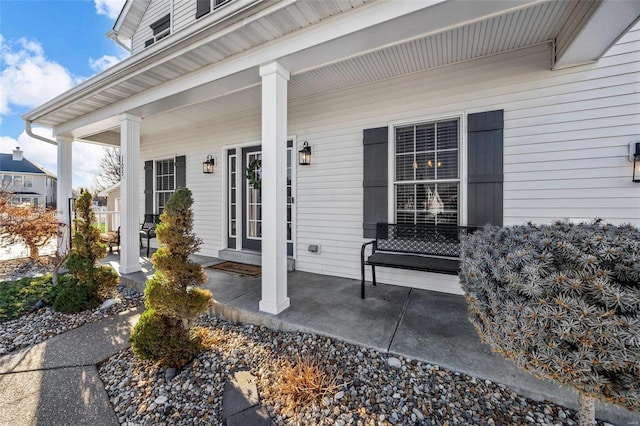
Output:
[[172, 0, 196, 34], [140, 25, 639, 295], [131, 0, 171, 55]]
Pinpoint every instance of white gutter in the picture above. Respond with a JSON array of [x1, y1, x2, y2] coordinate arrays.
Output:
[[25, 121, 57, 146], [106, 30, 132, 53]]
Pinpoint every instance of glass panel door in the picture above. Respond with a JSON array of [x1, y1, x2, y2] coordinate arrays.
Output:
[[239, 144, 293, 255]]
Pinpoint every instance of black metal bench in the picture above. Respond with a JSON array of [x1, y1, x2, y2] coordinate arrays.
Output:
[[139, 214, 160, 257], [360, 223, 477, 299]]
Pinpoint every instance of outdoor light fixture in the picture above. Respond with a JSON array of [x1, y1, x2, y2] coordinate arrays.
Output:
[[631, 142, 640, 183], [202, 155, 216, 174], [298, 141, 312, 166]]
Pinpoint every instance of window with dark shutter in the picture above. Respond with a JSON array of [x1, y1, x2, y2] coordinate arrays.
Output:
[[144, 156, 186, 214], [145, 14, 171, 48]]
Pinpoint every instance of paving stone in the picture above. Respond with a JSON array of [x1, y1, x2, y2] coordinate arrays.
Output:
[[222, 370, 260, 421]]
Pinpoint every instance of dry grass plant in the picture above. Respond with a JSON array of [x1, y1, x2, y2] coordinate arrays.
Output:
[[277, 353, 348, 413]]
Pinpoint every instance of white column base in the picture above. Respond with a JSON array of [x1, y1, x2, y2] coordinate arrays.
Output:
[[259, 297, 291, 315]]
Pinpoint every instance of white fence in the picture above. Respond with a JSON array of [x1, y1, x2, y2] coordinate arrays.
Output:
[[94, 210, 121, 232]]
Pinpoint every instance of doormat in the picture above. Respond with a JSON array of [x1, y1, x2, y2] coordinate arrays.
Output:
[[209, 261, 261, 277]]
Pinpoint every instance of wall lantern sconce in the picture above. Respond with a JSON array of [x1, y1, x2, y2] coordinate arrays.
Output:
[[202, 155, 216, 174], [631, 142, 640, 182], [298, 141, 312, 166]]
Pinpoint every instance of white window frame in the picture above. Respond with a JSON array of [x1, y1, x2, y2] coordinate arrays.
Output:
[[155, 158, 175, 214], [388, 113, 468, 226]]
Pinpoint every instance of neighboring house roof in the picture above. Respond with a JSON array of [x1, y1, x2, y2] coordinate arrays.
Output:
[[0, 153, 49, 175], [98, 181, 121, 197]]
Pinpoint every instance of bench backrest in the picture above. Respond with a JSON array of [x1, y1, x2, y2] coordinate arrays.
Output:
[[141, 214, 161, 230], [376, 223, 476, 257]]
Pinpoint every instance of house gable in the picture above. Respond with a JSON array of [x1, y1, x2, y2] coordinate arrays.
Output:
[[131, 0, 171, 54]]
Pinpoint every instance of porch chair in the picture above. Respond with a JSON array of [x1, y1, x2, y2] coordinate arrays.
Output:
[[139, 214, 160, 257], [100, 227, 120, 253]]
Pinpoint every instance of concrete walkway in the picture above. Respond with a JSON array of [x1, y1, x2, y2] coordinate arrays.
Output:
[[0, 307, 141, 426]]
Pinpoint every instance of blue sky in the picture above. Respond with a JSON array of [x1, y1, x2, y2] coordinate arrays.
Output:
[[0, 0, 128, 189]]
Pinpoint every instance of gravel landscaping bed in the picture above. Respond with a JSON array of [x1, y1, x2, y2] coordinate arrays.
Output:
[[98, 315, 607, 426], [0, 284, 143, 355]]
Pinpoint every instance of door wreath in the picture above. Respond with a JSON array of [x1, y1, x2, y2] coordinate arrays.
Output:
[[246, 158, 262, 190]]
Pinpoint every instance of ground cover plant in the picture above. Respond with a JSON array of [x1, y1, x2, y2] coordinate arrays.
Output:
[[0, 275, 57, 322], [460, 220, 640, 426], [130, 187, 212, 368]]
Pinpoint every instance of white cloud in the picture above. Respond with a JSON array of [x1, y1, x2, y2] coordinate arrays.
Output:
[[0, 36, 77, 120], [95, 0, 126, 20], [89, 53, 125, 73], [1, 129, 108, 191]]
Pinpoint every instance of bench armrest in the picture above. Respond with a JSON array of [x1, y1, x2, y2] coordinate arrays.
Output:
[[360, 240, 377, 263]]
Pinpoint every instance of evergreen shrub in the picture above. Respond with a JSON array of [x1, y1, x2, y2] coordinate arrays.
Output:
[[129, 309, 201, 367], [460, 220, 640, 422], [55, 191, 118, 312], [53, 280, 99, 313], [130, 188, 212, 368]]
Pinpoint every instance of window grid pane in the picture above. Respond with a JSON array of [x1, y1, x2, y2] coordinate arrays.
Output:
[[156, 159, 175, 213], [394, 119, 459, 226]]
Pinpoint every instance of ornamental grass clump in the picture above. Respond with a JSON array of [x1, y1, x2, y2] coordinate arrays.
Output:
[[130, 188, 212, 368], [460, 220, 640, 426]]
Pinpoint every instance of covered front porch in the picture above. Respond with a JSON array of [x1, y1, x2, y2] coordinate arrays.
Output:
[[102, 250, 634, 425]]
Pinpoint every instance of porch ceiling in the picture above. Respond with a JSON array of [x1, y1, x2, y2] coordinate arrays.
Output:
[[137, 0, 586, 135], [23, 0, 638, 140]]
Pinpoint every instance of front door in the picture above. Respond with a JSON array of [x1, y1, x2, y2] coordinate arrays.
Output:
[[237, 143, 293, 255]]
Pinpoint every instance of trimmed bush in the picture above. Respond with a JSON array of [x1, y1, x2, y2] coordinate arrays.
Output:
[[130, 187, 212, 368], [460, 220, 640, 424], [53, 280, 99, 314], [129, 309, 201, 368], [58, 190, 118, 313]]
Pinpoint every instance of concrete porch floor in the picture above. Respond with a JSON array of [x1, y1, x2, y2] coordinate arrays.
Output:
[[103, 250, 635, 425]]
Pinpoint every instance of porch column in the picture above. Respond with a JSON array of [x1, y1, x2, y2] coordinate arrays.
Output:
[[56, 136, 73, 251], [119, 113, 142, 274], [259, 61, 290, 314]]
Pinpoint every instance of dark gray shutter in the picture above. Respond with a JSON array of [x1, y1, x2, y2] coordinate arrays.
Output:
[[144, 160, 154, 214], [363, 127, 388, 238], [196, 0, 210, 18], [467, 110, 504, 226], [175, 155, 186, 189]]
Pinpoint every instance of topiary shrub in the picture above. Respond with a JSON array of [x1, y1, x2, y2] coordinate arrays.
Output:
[[57, 190, 118, 313], [129, 309, 201, 367], [130, 188, 212, 368], [460, 220, 640, 426]]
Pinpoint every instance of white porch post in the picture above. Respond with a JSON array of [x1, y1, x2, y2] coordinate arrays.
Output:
[[56, 136, 73, 251], [259, 61, 290, 314], [119, 113, 142, 274]]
